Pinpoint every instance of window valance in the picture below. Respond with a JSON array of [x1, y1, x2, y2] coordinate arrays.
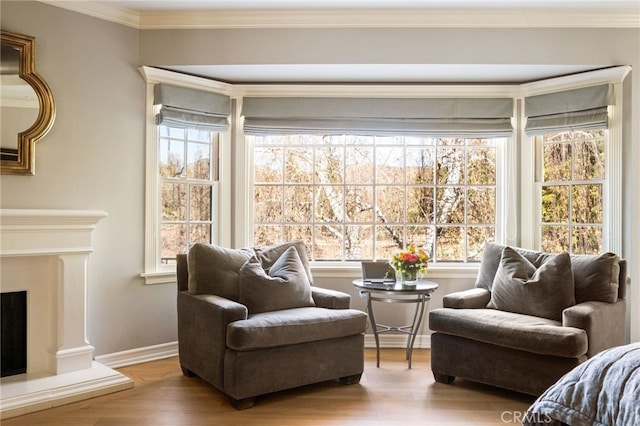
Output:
[[524, 84, 614, 135], [154, 84, 230, 131], [242, 97, 513, 138]]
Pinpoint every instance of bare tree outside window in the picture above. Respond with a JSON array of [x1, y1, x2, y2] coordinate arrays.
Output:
[[159, 126, 217, 264], [251, 134, 500, 263]]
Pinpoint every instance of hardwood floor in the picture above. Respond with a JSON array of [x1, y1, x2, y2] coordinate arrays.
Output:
[[3, 349, 535, 425]]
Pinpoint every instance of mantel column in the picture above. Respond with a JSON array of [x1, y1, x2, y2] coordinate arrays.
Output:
[[55, 254, 94, 374]]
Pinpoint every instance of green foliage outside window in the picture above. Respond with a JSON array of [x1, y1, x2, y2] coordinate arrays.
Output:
[[540, 130, 605, 254]]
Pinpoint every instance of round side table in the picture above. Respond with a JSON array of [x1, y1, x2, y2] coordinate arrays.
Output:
[[352, 279, 438, 368]]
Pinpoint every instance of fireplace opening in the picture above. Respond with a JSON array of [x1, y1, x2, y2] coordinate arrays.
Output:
[[1, 291, 27, 378]]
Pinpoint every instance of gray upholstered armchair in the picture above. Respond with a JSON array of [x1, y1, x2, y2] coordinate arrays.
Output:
[[429, 243, 626, 396], [176, 241, 367, 409]]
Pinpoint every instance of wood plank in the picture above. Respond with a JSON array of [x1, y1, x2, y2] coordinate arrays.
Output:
[[2, 349, 535, 425]]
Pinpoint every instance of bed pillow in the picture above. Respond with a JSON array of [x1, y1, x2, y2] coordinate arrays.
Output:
[[187, 243, 253, 300], [239, 246, 315, 314], [488, 247, 575, 321]]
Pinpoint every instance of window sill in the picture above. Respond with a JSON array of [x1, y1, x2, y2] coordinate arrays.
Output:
[[141, 270, 176, 285], [310, 262, 479, 280]]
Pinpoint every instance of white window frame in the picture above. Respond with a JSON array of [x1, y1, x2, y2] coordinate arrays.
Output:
[[139, 66, 629, 282], [519, 67, 629, 254], [139, 66, 233, 284], [233, 85, 516, 279]]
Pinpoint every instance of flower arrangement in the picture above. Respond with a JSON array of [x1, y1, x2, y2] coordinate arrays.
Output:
[[391, 245, 430, 282]]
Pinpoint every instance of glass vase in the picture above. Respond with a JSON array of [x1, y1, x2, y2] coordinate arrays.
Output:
[[401, 269, 417, 286]]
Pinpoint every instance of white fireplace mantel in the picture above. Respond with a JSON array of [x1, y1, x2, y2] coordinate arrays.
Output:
[[0, 209, 133, 419]]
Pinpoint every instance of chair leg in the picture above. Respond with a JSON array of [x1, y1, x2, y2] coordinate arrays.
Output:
[[433, 371, 455, 384], [181, 365, 196, 377], [230, 396, 256, 410], [339, 373, 362, 385]]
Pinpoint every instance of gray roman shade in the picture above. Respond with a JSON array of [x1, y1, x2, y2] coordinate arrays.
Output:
[[154, 84, 230, 131], [524, 84, 614, 135], [242, 97, 513, 138]]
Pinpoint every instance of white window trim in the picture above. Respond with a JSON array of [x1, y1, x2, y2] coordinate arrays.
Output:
[[139, 66, 233, 284], [233, 83, 518, 268], [519, 66, 631, 254], [140, 65, 630, 281]]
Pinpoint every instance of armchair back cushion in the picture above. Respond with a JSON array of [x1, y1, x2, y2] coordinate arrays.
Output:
[[571, 252, 620, 303], [187, 243, 253, 300], [476, 243, 623, 304]]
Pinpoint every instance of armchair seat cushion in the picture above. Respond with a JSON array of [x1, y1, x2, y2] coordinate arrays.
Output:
[[227, 307, 367, 351], [429, 308, 588, 358]]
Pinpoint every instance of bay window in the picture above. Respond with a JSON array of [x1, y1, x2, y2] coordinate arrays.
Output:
[[140, 65, 628, 280]]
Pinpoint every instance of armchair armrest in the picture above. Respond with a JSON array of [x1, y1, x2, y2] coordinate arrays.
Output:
[[563, 300, 626, 358], [443, 288, 491, 309], [311, 286, 351, 309], [177, 291, 248, 389]]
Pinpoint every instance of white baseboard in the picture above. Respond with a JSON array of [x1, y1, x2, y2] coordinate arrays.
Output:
[[365, 334, 431, 349], [95, 335, 429, 369], [95, 342, 178, 369], [0, 362, 133, 419]]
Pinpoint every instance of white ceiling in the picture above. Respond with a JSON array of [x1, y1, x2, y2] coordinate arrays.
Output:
[[83, 0, 640, 11], [42, 0, 638, 84]]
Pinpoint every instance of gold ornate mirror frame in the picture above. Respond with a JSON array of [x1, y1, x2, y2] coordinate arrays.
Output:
[[1, 30, 56, 175]]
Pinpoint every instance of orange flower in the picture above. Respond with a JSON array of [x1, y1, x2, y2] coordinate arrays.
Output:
[[390, 245, 430, 274]]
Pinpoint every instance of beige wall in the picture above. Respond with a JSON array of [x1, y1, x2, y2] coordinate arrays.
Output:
[[2, 1, 639, 356], [1, 2, 177, 356]]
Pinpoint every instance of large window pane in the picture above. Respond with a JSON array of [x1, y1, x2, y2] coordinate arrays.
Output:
[[159, 140, 184, 178], [436, 147, 465, 185], [543, 143, 571, 182], [574, 139, 605, 181], [345, 186, 374, 223], [345, 146, 373, 184], [255, 225, 283, 246], [406, 147, 435, 185], [572, 226, 602, 254], [315, 186, 344, 222], [286, 147, 314, 183], [251, 135, 500, 263], [436, 187, 465, 224], [436, 226, 464, 262], [284, 186, 313, 222], [254, 147, 283, 183], [541, 225, 569, 253], [376, 186, 404, 223], [467, 187, 495, 224], [161, 224, 186, 263], [158, 125, 216, 266], [407, 187, 433, 224], [541, 185, 569, 223], [538, 129, 606, 255], [255, 185, 283, 222], [162, 183, 186, 221], [375, 147, 405, 184], [187, 142, 210, 180], [572, 184, 603, 223], [467, 147, 496, 185], [190, 185, 211, 221]]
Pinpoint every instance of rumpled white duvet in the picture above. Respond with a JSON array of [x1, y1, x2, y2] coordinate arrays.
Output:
[[524, 343, 640, 426]]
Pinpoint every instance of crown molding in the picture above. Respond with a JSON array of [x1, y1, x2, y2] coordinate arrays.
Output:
[[39, 1, 141, 28], [40, 2, 640, 29]]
